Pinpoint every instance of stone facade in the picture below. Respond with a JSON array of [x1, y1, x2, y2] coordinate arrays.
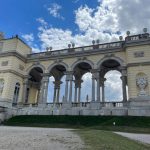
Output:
[[0, 33, 150, 118]]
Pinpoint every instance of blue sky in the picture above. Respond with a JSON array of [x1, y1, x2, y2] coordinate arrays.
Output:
[[0, 0, 101, 51], [1, 0, 149, 101], [1, 0, 149, 52]]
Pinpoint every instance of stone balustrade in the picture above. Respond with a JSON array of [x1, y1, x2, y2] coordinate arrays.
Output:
[[27, 41, 123, 59], [101, 101, 124, 108], [27, 33, 150, 59], [125, 33, 149, 42]]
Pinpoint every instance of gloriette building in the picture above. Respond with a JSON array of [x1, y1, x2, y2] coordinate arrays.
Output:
[[0, 30, 150, 119]]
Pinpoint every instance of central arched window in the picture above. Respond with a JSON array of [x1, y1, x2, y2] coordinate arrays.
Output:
[[13, 82, 20, 105]]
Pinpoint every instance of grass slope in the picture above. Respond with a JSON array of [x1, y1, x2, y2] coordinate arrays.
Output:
[[4, 115, 150, 133], [77, 130, 150, 150]]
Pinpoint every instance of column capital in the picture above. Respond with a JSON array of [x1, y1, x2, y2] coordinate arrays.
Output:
[[91, 69, 101, 79], [64, 71, 73, 75], [53, 80, 63, 89], [65, 71, 73, 81], [42, 76, 49, 82], [122, 70, 127, 76], [42, 73, 50, 77], [119, 66, 127, 75], [100, 77, 106, 86], [23, 76, 30, 84], [90, 69, 99, 73], [74, 79, 83, 88]]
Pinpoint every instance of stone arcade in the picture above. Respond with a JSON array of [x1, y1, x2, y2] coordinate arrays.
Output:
[[0, 30, 150, 120]]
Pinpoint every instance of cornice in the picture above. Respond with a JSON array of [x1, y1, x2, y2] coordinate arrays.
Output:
[[27, 48, 124, 62], [127, 61, 150, 67], [0, 69, 24, 78], [124, 39, 150, 48], [0, 51, 26, 62]]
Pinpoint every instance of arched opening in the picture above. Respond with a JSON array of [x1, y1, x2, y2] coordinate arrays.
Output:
[[48, 65, 67, 103], [100, 59, 128, 102], [13, 82, 20, 105], [104, 70, 122, 101], [27, 67, 43, 104], [73, 62, 92, 103], [81, 73, 92, 102], [47, 76, 55, 103]]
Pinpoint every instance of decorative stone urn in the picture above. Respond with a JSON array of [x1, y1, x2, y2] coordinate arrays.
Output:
[[136, 76, 148, 96]]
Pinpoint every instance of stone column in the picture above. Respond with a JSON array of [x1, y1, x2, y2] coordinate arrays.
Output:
[[53, 86, 57, 103], [92, 73, 96, 102], [96, 72, 100, 102], [74, 85, 77, 102], [53, 80, 62, 103], [78, 86, 81, 103], [121, 69, 127, 102], [43, 76, 49, 104], [75, 79, 83, 103], [69, 74, 73, 103], [22, 77, 29, 104], [64, 74, 69, 102], [101, 78, 106, 102], [56, 88, 60, 103], [39, 74, 49, 105]]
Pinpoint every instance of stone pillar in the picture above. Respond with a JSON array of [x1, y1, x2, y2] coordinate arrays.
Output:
[[69, 74, 73, 103], [92, 73, 96, 102], [64, 74, 69, 102], [78, 86, 81, 103], [22, 77, 29, 104], [121, 69, 127, 102], [39, 74, 49, 105], [101, 78, 106, 102], [75, 79, 83, 103], [53, 86, 57, 103], [56, 88, 60, 103], [74, 85, 77, 102], [53, 80, 62, 103], [96, 72, 100, 102], [90, 70, 101, 110]]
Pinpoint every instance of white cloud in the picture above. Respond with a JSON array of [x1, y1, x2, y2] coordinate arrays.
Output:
[[105, 70, 122, 101], [37, 0, 150, 50], [47, 3, 64, 19], [22, 33, 34, 42], [22, 0, 150, 52], [38, 27, 73, 50], [22, 33, 41, 53], [36, 18, 48, 27], [101, 0, 150, 33]]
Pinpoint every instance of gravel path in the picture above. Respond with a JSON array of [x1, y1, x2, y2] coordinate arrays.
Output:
[[0, 126, 84, 150], [115, 132, 150, 144]]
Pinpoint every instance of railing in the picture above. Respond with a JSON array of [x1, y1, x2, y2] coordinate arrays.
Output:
[[125, 33, 149, 42], [22, 103, 38, 107], [16, 101, 125, 108], [72, 102, 90, 107], [27, 41, 123, 59], [101, 101, 124, 108], [47, 102, 62, 107]]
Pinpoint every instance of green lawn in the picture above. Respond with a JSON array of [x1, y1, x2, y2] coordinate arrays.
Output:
[[77, 130, 150, 150], [4, 115, 150, 133]]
